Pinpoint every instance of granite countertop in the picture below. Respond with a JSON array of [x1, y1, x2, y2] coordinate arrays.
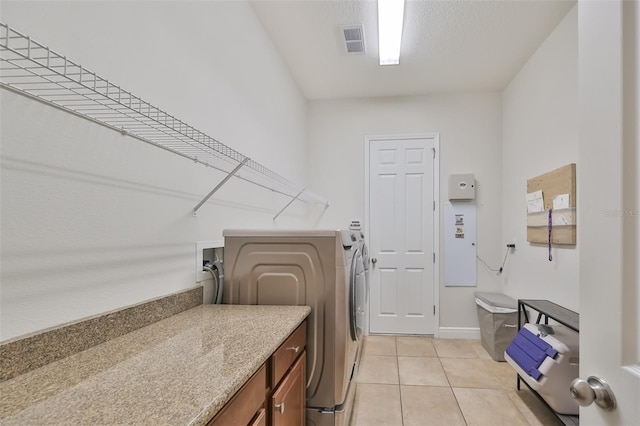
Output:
[[0, 304, 310, 425]]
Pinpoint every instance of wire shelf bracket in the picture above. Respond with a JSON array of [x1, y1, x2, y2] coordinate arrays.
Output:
[[0, 22, 329, 216], [193, 157, 249, 216], [273, 189, 305, 221]]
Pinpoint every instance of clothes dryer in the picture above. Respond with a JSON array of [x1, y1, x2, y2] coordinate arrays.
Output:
[[360, 233, 370, 336], [350, 231, 369, 337], [347, 231, 366, 370], [222, 229, 359, 426]]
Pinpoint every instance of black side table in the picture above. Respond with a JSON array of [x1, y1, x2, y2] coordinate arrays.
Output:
[[516, 299, 580, 426]]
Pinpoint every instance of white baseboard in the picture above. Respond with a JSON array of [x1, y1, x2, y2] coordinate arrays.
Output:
[[438, 327, 480, 340]]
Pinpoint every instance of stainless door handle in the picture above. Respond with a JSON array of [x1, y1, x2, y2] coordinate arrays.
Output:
[[371, 258, 377, 264], [275, 402, 285, 414], [570, 376, 616, 411], [287, 345, 300, 353]]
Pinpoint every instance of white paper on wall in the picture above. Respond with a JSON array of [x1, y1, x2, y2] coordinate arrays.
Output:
[[527, 190, 545, 213], [455, 214, 465, 238], [553, 193, 570, 210]]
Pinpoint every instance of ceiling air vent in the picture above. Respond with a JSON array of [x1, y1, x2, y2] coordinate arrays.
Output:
[[342, 24, 365, 54]]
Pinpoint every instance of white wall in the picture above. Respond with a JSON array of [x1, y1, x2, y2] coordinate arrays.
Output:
[[0, 1, 583, 341], [0, 1, 312, 341], [501, 6, 579, 311], [307, 94, 503, 330]]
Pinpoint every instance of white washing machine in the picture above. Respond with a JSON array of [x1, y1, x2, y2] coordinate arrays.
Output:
[[351, 231, 369, 336], [342, 232, 363, 346], [346, 230, 368, 373]]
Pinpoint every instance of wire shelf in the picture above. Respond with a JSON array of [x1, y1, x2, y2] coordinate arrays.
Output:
[[0, 22, 328, 215]]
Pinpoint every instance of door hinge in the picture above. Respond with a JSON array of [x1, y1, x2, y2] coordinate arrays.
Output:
[[433, 200, 435, 211], [433, 252, 436, 263], [432, 147, 436, 159], [433, 306, 436, 315]]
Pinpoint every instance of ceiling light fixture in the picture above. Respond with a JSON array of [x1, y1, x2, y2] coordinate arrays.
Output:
[[377, 0, 405, 65]]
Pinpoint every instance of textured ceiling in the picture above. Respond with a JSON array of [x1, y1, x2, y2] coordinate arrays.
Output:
[[249, 0, 575, 100]]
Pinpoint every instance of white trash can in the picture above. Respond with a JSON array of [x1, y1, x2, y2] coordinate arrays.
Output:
[[475, 292, 519, 361]]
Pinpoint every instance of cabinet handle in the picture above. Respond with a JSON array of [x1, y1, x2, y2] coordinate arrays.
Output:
[[287, 346, 300, 353], [275, 402, 285, 414]]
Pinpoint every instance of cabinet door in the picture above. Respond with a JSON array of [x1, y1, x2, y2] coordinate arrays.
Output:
[[249, 408, 266, 426], [271, 352, 306, 426], [271, 322, 306, 387], [208, 364, 266, 426]]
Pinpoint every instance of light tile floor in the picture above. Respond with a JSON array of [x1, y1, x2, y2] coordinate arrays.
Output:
[[350, 335, 563, 426]]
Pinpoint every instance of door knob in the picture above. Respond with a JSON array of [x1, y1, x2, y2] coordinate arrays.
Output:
[[371, 258, 377, 264], [570, 376, 616, 411]]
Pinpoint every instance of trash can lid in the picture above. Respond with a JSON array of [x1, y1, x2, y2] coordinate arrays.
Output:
[[474, 292, 518, 309]]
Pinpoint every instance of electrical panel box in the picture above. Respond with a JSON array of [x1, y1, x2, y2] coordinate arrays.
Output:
[[449, 174, 476, 200]]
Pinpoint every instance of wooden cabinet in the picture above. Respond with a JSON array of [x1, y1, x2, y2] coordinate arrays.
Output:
[[271, 353, 305, 426], [271, 322, 306, 387], [249, 409, 267, 426], [269, 322, 306, 426], [208, 322, 306, 426], [208, 364, 267, 426]]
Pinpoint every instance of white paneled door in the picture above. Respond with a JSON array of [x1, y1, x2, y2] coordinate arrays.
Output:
[[366, 135, 438, 335], [577, 1, 640, 424]]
